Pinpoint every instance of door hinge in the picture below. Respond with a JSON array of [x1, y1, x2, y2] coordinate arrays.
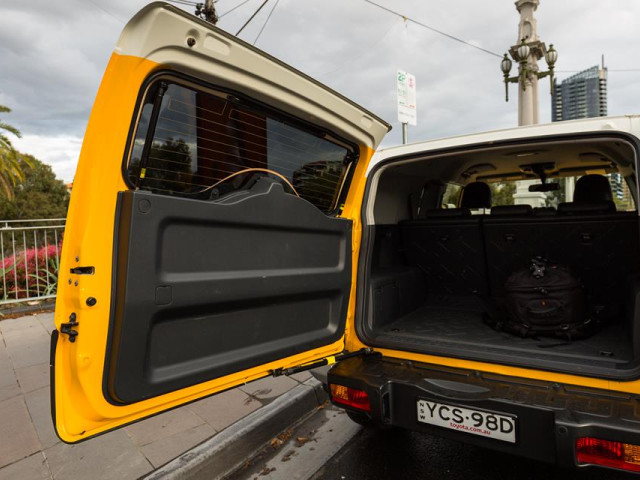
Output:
[[60, 313, 79, 343], [272, 347, 378, 377]]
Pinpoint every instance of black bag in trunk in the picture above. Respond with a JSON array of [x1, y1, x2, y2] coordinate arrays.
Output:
[[500, 258, 591, 339]]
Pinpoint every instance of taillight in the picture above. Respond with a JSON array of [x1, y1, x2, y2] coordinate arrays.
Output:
[[329, 384, 371, 412], [576, 437, 640, 472]]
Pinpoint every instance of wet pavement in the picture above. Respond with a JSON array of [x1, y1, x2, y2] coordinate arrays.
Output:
[[310, 423, 634, 480], [225, 401, 633, 480]]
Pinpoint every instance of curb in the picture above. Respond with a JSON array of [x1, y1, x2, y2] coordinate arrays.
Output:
[[142, 378, 328, 480], [0, 301, 55, 317]]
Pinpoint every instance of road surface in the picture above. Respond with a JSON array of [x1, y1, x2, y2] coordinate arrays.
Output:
[[230, 404, 634, 480]]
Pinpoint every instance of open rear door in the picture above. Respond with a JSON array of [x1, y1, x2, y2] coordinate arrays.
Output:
[[51, 2, 390, 443]]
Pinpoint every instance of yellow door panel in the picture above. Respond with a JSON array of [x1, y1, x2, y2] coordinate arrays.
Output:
[[52, 3, 390, 443]]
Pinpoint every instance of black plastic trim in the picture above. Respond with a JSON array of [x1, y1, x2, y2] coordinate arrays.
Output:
[[49, 329, 61, 440], [105, 181, 352, 404], [54, 318, 273, 444], [356, 131, 640, 382], [329, 355, 640, 470], [100, 193, 125, 405]]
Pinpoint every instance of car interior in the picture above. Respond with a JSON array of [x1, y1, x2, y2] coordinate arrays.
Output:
[[359, 136, 640, 379]]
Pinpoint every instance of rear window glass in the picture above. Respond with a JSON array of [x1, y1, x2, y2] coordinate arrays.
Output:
[[488, 175, 636, 211], [441, 183, 462, 208], [126, 80, 355, 214]]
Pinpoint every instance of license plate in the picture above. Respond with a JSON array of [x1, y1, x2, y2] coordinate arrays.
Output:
[[417, 399, 516, 443]]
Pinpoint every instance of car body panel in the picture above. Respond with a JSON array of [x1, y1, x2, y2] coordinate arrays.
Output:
[[51, 3, 388, 443]]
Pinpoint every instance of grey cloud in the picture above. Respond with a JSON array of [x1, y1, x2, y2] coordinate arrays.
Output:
[[1, 0, 639, 180]]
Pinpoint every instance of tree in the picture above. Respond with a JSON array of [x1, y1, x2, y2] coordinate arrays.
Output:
[[0, 105, 32, 198], [0, 153, 69, 220], [490, 182, 516, 206], [442, 184, 462, 207], [142, 137, 194, 193]]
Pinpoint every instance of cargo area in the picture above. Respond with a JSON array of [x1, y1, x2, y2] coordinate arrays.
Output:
[[359, 135, 640, 378]]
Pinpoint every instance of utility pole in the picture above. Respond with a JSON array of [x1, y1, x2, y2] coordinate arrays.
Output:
[[195, 0, 218, 25]]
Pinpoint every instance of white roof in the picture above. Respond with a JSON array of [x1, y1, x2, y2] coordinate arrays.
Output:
[[368, 115, 640, 174], [116, 3, 391, 149]]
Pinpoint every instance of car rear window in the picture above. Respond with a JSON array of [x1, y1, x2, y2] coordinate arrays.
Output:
[[488, 175, 636, 211], [126, 79, 356, 214]]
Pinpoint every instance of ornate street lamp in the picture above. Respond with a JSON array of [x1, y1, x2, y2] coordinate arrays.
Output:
[[516, 38, 531, 60], [501, 38, 558, 102], [501, 54, 513, 102], [543, 44, 558, 93]]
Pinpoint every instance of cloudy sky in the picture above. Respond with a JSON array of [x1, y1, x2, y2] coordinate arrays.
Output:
[[1, 0, 639, 181]]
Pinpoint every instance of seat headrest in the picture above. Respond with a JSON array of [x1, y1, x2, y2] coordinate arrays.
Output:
[[460, 182, 491, 209], [573, 174, 613, 204], [425, 208, 471, 217], [533, 206, 557, 216], [490, 205, 532, 216], [558, 201, 616, 215]]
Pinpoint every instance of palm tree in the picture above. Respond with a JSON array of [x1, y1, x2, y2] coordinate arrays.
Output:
[[0, 105, 32, 199]]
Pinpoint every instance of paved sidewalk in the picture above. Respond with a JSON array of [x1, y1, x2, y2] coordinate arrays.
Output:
[[0, 313, 312, 480]]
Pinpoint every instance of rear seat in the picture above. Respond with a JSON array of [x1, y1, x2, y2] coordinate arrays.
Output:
[[483, 175, 640, 304], [490, 205, 533, 216], [400, 214, 487, 296], [400, 175, 640, 306], [533, 206, 556, 216], [483, 209, 639, 302], [400, 182, 491, 296]]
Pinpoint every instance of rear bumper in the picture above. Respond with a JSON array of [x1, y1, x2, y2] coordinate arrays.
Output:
[[327, 355, 640, 471]]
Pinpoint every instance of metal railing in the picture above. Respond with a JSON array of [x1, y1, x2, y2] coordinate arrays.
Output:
[[0, 218, 65, 305]]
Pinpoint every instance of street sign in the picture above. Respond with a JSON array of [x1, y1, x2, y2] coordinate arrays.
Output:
[[397, 70, 417, 126]]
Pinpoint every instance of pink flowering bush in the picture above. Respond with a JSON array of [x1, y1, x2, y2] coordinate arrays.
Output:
[[0, 243, 61, 300]]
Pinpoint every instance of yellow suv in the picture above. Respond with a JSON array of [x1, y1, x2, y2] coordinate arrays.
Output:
[[51, 3, 640, 475]]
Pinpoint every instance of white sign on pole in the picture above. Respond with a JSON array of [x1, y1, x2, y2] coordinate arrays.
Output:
[[397, 70, 417, 126]]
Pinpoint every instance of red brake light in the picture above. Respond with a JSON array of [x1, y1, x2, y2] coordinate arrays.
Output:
[[576, 437, 640, 472], [329, 384, 371, 412]]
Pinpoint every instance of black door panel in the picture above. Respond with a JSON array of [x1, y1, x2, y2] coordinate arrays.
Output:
[[107, 180, 352, 404]]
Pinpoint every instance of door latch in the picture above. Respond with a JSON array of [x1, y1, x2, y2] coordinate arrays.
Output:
[[60, 313, 79, 343], [70, 266, 95, 275]]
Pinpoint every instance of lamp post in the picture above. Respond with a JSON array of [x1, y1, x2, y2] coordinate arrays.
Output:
[[501, 41, 557, 100], [501, 0, 558, 207], [499, 0, 558, 126]]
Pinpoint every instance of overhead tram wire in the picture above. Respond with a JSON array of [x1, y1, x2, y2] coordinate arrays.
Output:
[[166, 0, 199, 6], [220, 0, 254, 18], [236, 0, 270, 36], [364, 0, 502, 59], [317, 16, 403, 77], [253, 0, 280, 45], [557, 69, 640, 73], [84, 0, 126, 23]]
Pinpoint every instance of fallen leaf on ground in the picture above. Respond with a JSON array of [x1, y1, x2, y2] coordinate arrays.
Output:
[[281, 450, 297, 462], [270, 429, 293, 449], [259, 466, 276, 476], [269, 438, 283, 448]]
